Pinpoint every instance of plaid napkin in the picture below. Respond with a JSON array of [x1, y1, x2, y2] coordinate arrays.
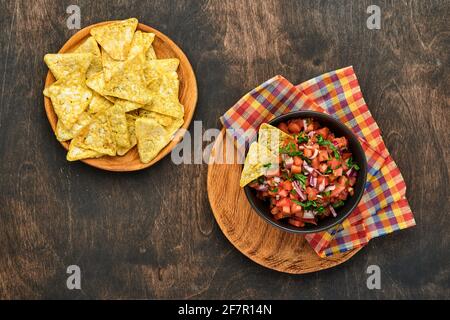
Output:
[[220, 66, 415, 257]]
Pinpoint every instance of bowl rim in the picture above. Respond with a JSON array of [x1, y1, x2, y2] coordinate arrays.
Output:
[[244, 110, 368, 234], [43, 20, 198, 172]]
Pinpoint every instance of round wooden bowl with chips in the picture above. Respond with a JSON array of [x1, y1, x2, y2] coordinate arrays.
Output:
[[43, 21, 198, 171]]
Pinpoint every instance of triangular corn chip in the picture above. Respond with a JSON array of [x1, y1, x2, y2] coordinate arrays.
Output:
[[44, 53, 93, 80], [90, 18, 138, 60], [164, 117, 184, 139], [55, 112, 93, 142], [108, 103, 130, 149], [103, 52, 153, 105], [138, 109, 175, 126], [67, 135, 104, 161], [239, 142, 279, 187], [44, 74, 93, 129], [146, 45, 157, 60], [258, 123, 293, 155], [76, 111, 116, 156], [87, 92, 114, 114], [117, 114, 138, 156], [135, 118, 170, 163], [73, 36, 102, 78], [86, 71, 116, 102], [115, 99, 143, 113]]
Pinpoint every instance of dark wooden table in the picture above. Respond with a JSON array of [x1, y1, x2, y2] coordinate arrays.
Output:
[[0, 0, 448, 299]]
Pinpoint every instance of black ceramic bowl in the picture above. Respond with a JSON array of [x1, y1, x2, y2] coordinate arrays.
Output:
[[244, 111, 368, 234]]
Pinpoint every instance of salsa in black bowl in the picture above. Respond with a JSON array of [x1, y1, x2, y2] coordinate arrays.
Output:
[[244, 110, 367, 234]]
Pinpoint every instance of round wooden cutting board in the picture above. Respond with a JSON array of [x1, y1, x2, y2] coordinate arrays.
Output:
[[207, 129, 362, 274]]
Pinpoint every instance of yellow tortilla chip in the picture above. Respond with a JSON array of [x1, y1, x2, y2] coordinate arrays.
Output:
[[76, 111, 116, 156], [117, 114, 138, 156], [90, 18, 138, 60], [108, 103, 130, 149], [239, 142, 279, 187], [164, 117, 184, 139], [85, 71, 116, 102], [73, 36, 102, 78], [143, 98, 184, 119], [115, 99, 143, 113], [44, 74, 93, 129], [146, 45, 157, 60], [55, 112, 93, 142], [44, 53, 92, 80], [258, 123, 293, 155], [67, 135, 104, 161], [87, 92, 114, 114], [103, 52, 153, 105], [138, 109, 174, 126], [135, 118, 171, 163]]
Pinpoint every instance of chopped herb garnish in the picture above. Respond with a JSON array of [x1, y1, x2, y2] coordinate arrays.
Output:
[[290, 189, 297, 195], [324, 167, 333, 174], [317, 134, 340, 159], [297, 132, 309, 144], [271, 188, 278, 193], [293, 173, 307, 188], [280, 142, 303, 157], [257, 177, 265, 184], [299, 200, 318, 209], [346, 157, 360, 171], [263, 163, 272, 168], [323, 191, 331, 197], [332, 200, 345, 208], [316, 206, 325, 214]]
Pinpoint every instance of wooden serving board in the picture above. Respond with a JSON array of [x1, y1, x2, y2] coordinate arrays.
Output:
[[207, 129, 362, 274]]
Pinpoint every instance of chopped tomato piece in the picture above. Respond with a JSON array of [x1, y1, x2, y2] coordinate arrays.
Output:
[[291, 165, 302, 174], [288, 218, 304, 227], [287, 122, 301, 134], [348, 177, 357, 186], [282, 205, 291, 215], [265, 168, 280, 177], [317, 176, 329, 187], [277, 122, 289, 134], [333, 167, 343, 177], [276, 197, 291, 207], [331, 185, 345, 198], [290, 202, 303, 214], [306, 187, 318, 200], [270, 207, 280, 215], [328, 158, 341, 169], [318, 150, 329, 162], [278, 189, 289, 197], [311, 157, 320, 169], [319, 163, 328, 173], [341, 152, 352, 160], [283, 180, 293, 191], [304, 148, 313, 158], [337, 176, 348, 186], [293, 156, 303, 166], [315, 127, 329, 139]]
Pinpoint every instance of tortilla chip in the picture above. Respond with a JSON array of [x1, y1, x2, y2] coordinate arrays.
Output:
[[239, 142, 279, 187], [138, 109, 174, 126], [115, 99, 143, 113], [103, 52, 153, 105], [55, 112, 93, 141], [87, 92, 114, 114], [164, 117, 184, 139], [129, 31, 155, 59], [146, 45, 157, 60], [135, 118, 170, 163], [108, 103, 130, 149], [258, 123, 293, 155], [44, 53, 93, 80], [143, 98, 184, 119], [73, 36, 102, 78], [90, 18, 138, 60], [76, 111, 116, 156], [117, 114, 138, 156], [44, 74, 93, 129], [85, 71, 116, 102], [67, 135, 104, 161]]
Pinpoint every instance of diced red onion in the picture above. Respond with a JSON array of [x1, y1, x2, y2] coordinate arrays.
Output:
[[346, 168, 354, 177], [273, 176, 281, 184], [309, 175, 318, 188], [329, 206, 337, 217], [303, 210, 315, 219], [284, 157, 294, 169], [316, 194, 323, 199], [292, 181, 306, 200], [275, 195, 280, 201], [303, 161, 314, 174], [307, 131, 316, 138], [303, 119, 308, 131], [309, 149, 319, 159], [324, 185, 336, 192], [318, 179, 326, 192]]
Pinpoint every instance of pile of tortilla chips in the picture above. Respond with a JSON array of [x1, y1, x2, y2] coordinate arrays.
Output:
[[43, 18, 184, 163], [239, 123, 292, 187]]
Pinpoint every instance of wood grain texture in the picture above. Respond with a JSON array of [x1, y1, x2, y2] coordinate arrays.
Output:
[[44, 21, 198, 171], [207, 129, 361, 274], [0, 0, 449, 299]]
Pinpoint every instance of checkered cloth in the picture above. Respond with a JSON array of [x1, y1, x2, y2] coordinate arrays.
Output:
[[220, 66, 415, 257]]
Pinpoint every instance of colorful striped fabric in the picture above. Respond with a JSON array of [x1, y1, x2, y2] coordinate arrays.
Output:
[[220, 66, 415, 257]]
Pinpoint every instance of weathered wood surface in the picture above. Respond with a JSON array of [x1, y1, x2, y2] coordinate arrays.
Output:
[[0, 0, 448, 299]]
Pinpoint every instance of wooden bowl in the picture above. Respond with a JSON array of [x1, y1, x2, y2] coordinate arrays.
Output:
[[43, 21, 198, 171]]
